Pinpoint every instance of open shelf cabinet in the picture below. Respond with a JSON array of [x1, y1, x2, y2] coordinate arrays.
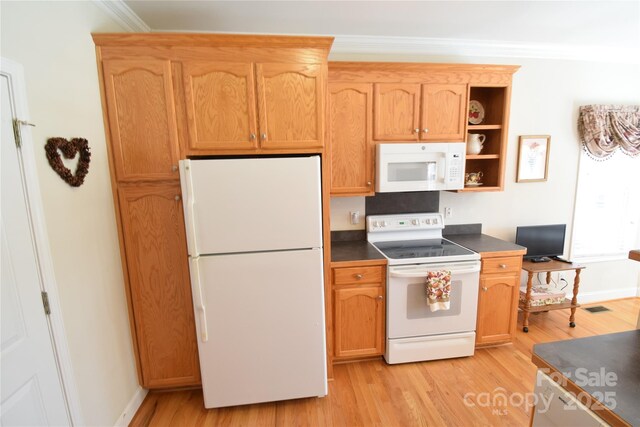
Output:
[[457, 85, 512, 192]]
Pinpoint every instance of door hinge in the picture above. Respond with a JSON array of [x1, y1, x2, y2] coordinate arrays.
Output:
[[41, 291, 51, 315], [12, 119, 36, 148]]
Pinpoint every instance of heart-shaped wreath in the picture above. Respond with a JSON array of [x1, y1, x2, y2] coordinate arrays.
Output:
[[44, 138, 91, 187]]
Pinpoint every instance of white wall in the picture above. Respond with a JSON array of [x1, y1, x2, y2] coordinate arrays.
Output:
[[329, 52, 640, 299], [1, 2, 139, 425]]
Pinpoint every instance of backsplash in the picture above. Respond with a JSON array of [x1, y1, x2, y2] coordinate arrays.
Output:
[[365, 191, 440, 216], [330, 192, 440, 231]]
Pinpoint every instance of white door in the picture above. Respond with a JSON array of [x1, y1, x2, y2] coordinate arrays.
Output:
[[179, 156, 322, 255], [1, 71, 70, 425], [190, 248, 327, 408]]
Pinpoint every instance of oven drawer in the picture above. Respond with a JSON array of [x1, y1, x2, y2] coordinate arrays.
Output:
[[333, 266, 384, 285], [482, 256, 521, 275]]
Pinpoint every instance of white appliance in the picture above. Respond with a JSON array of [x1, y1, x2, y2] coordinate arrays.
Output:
[[367, 213, 480, 364], [532, 371, 608, 426], [376, 143, 466, 192], [179, 156, 327, 409]]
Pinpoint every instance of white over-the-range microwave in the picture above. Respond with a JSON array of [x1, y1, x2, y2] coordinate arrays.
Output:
[[376, 143, 466, 192]]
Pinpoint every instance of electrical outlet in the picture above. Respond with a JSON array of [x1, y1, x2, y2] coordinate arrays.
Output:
[[444, 207, 452, 218], [350, 211, 360, 225]]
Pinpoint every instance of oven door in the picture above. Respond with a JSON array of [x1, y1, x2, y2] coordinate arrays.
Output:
[[387, 261, 480, 339]]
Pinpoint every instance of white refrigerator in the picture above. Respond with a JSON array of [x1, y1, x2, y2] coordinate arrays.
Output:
[[179, 156, 327, 408]]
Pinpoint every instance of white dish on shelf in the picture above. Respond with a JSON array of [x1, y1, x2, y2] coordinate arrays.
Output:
[[468, 100, 485, 125], [465, 182, 483, 187]]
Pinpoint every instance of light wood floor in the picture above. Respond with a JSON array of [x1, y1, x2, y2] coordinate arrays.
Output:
[[131, 298, 639, 426]]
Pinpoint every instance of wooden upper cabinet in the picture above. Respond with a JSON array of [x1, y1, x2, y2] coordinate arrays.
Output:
[[102, 59, 180, 182], [374, 83, 421, 141], [329, 83, 374, 196], [118, 183, 201, 388], [256, 63, 324, 149], [181, 62, 258, 151], [421, 84, 467, 141]]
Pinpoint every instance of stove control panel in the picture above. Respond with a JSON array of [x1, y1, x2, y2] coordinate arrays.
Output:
[[367, 213, 445, 233]]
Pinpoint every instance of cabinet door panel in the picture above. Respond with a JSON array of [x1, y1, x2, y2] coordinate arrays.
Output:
[[476, 274, 519, 345], [103, 60, 180, 181], [256, 63, 324, 149], [334, 286, 384, 358], [329, 83, 374, 195], [118, 183, 200, 388], [421, 84, 467, 141], [373, 83, 420, 141], [182, 62, 258, 150]]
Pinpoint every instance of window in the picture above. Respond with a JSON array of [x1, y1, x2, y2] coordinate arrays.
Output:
[[570, 149, 640, 261]]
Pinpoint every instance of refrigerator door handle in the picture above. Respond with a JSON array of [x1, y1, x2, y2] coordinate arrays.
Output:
[[189, 257, 208, 342], [179, 160, 199, 257]]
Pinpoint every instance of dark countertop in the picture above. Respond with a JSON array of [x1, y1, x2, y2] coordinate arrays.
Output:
[[330, 232, 525, 263], [331, 240, 386, 263], [447, 233, 527, 256], [532, 330, 640, 426]]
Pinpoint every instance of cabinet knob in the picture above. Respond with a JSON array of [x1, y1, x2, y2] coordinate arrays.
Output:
[[423, 128, 429, 133], [367, 181, 372, 186], [174, 195, 181, 201], [499, 264, 507, 269], [414, 128, 420, 133], [355, 274, 363, 279], [377, 295, 383, 300], [250, 133, 256, 140], [261, 133, 267, 140], [482, 286, 488, 292], [171, 165, 178, 172]]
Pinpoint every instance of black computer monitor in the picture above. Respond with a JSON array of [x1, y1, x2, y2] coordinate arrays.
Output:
[[515, 224, 566, 262]]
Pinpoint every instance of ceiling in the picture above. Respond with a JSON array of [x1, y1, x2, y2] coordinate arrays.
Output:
[[122, 1, 640, 60]]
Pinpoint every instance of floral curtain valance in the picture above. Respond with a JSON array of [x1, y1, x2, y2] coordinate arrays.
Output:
[[578, 105, 640, 159]]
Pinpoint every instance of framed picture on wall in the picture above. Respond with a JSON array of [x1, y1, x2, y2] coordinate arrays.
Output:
[[517, 135, 550, 182]]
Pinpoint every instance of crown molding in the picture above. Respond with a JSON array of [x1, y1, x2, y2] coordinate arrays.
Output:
[[331, 35, 640, 65], [93, 0, 150, 32]]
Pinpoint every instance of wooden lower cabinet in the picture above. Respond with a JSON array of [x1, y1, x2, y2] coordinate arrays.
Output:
[[475, 255, 523, 346], [332, 262, 386, 360], [118, 182, 201, 388]]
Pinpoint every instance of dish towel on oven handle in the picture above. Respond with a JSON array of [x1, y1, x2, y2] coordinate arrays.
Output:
[[425, 270, 452, 312]]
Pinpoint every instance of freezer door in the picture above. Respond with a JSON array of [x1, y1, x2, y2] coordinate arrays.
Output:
[[191, 249, 327, 408], [180, 156, 322, 255]]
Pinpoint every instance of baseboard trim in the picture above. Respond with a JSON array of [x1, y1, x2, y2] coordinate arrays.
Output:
[[115, 386, 148, 427], [579, 288, 639, 304]]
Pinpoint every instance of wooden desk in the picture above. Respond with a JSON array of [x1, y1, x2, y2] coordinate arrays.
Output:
[[520, 259, 585, 332]]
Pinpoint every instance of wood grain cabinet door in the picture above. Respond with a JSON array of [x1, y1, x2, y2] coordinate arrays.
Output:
[[255, 63, 324, 149], [102, 60, 180, 182], [334, 286, 384, 358], [476, 274, 519, 346], [373, 83, 421, 141], [420, 84, 467, 141], [329, 83, 374, 196], [118, 183, 201, 388], [181, 62, 258, 151]]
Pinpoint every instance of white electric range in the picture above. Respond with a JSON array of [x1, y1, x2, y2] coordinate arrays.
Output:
[[367, 213, 481, 364]]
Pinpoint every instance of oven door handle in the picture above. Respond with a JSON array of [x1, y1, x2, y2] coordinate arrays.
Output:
[[389, 264, 480, 277]]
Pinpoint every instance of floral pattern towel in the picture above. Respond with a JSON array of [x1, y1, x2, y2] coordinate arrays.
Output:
[[425, 270, 452, 312]]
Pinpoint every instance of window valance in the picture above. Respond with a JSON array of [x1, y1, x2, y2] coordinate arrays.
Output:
[[578, 105, 640, 159]]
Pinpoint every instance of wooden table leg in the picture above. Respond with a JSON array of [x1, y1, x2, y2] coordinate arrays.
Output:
[[569, 268, 582, 327], [523, 271, 534, 332]]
